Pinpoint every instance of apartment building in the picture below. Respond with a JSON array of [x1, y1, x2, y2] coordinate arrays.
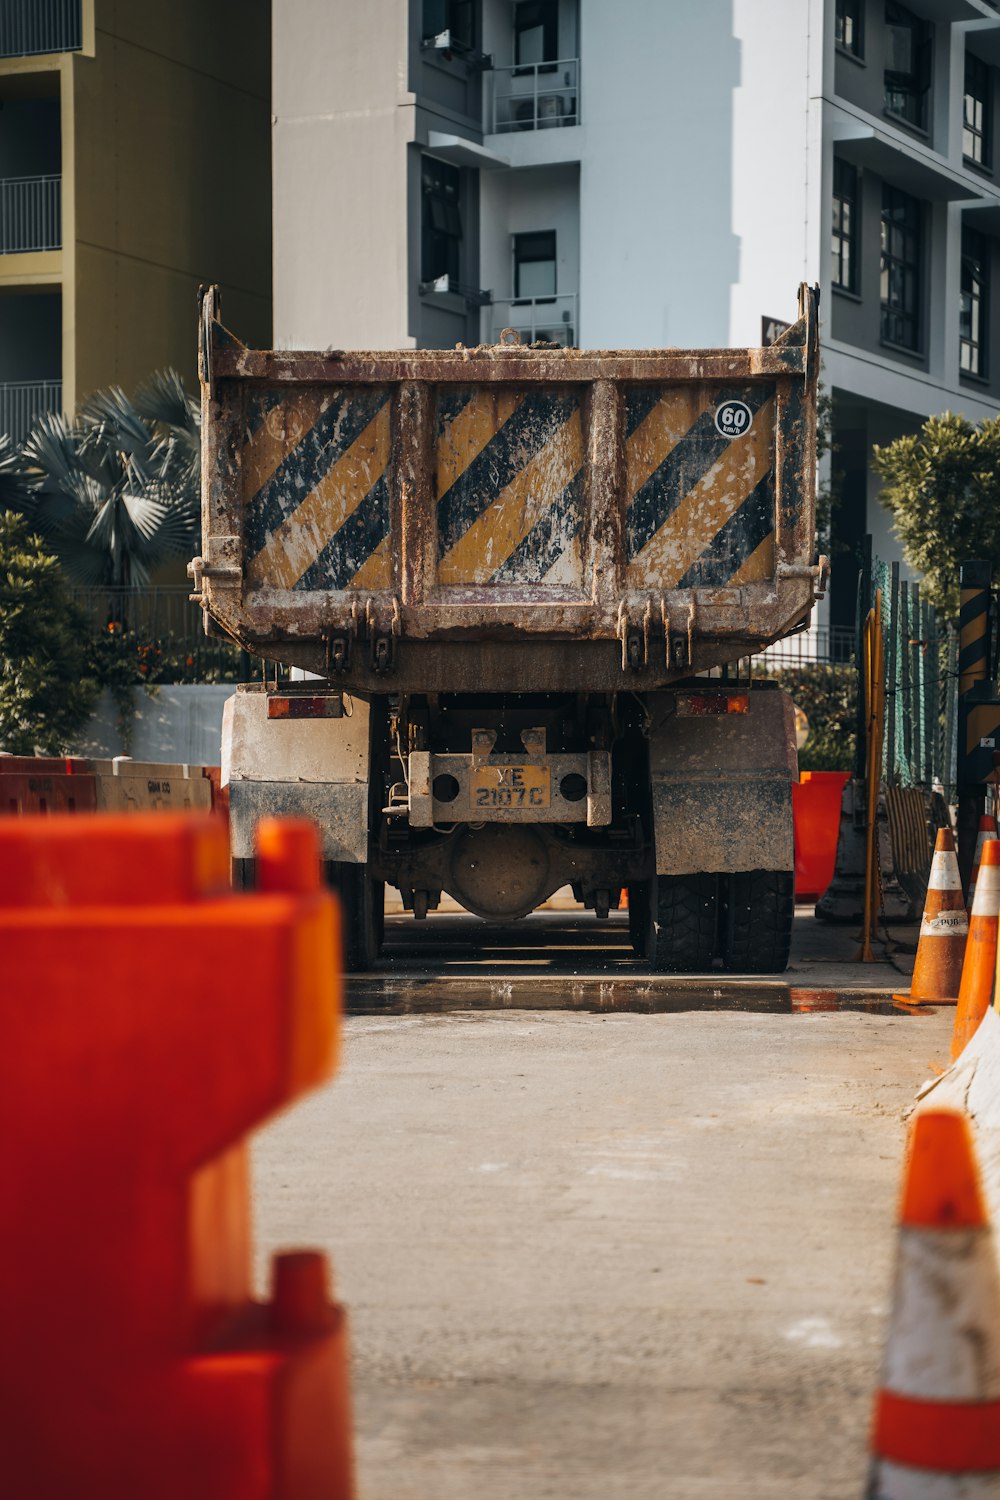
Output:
[[273, 0, 1000, 635], [0, 0, 271, 444]]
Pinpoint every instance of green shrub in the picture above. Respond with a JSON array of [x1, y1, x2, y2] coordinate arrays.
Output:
[[0, 514, 99, 754], [762, 664, 857, 772]]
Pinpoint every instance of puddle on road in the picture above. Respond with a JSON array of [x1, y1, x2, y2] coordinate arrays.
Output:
[[346, 980, 934, 1019], [348, 914, 930, 1017]]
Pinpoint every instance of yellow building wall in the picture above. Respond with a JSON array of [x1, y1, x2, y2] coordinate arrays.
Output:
[[70, 0, 271, 405]]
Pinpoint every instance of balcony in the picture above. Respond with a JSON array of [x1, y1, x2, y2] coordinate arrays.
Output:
[[489, 59, 580, 133], [0, 378, 61, 444], [490, 293, 577, 346], [0, 175, 61, 253], [0, 0, 82, 58]]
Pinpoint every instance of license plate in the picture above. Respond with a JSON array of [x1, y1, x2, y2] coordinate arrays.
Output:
[[469, 764, 551, 811]]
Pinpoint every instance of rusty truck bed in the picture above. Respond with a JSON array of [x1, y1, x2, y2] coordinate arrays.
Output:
[[193, 284, 821, 693]]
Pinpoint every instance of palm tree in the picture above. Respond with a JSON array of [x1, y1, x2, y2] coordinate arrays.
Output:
[[0, 433, 34, 514], [12, 368, 200, 594]]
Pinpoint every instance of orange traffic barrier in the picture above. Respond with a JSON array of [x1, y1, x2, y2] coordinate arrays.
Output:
[[0, 754, 99, 814], [0, 812, 353, 1500], [969, 813, 998, 907], [893, 829, 968, 1006], [952, 841, 1000, 1060], [0, 753, 219, 815], [867, 1110, 1000, 1495], [792, 770, 850, 901]]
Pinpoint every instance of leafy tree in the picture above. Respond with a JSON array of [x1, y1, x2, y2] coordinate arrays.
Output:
[[872, 412, 1000, 622], [11, 369, 200, 593], [0, 513, 99, 754]]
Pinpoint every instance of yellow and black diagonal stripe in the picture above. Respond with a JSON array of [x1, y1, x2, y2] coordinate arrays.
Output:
[[959, 567, 991, 696], [963, 701, 1000, 783], [624, 384, 775, 589], [243, 387, 392, 592], [435, 388, 584, 588]]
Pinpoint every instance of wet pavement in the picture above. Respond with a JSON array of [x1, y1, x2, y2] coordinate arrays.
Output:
[[348, 904, 924, 1017], [254, 904, 950, 1500]]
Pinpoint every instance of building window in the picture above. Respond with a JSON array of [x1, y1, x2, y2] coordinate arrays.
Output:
[[880, 184, 922, 349], [961, 230, 989, 377], [514, 0, 558, 67], [836, 0, 863, 58], [964, 53, 992, 168], [832, 159, 858, 293], [514, 231, 556, 299], [421, 157, 462, 285], [422, 0, 476, 48], [884, 2, 932, 131]]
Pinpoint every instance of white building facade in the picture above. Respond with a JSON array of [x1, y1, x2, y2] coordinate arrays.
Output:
[[272, 0, 1000, 638]]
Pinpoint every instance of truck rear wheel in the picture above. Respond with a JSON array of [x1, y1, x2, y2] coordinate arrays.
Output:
[[721, 870, 794, 974], [627, 882, 656, 961], [325, 862, 384, 972], [651, 874, 718, 973]]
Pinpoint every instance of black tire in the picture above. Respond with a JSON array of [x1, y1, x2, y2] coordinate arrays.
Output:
[[652, 874, 718, 973], [231, 856, 255, 891], [627, 882, 656, 961], [325, 862, 385, 972], [721, 870, 794, 974]]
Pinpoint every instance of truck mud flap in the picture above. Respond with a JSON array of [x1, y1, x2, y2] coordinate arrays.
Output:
[[649, 687, 796, 875]]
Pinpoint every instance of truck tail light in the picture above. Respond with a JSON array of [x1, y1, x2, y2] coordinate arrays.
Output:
[[267, 695, 344, 720], [676, 692, 749, 717]]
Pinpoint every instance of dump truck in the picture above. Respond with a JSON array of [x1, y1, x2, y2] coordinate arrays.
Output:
[[192, 283, 824, 973]]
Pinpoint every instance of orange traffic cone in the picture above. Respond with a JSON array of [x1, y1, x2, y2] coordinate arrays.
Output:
[[952, 840, 1000, 1060], [867, 1110, 1000, 1497], [969, 814, 998, 908], [893, 829, 968, 1006]]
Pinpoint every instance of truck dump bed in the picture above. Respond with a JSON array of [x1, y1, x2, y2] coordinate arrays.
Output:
[[194, 284, 821, 693]]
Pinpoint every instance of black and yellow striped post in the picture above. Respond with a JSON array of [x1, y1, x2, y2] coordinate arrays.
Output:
[[957, 559, 995, 895]]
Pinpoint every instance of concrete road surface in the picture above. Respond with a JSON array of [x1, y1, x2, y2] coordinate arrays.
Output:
[[252, 909, 953, 1500]]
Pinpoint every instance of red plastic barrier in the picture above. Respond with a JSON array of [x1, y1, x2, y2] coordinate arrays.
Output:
[[0, 756, 97, 815], [0, 755, 221, 816], [793, 770, 850, 901], [0, 813, 353, 1499]]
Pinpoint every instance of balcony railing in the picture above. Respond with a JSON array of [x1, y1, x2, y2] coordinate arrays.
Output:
[[0, 379, 61, 444], [0, 0, 82, 57], [489, 293, 577, 346], [757, 626, 857, 667], [490, 58, 580, 133], [0, 175, 61, 253]]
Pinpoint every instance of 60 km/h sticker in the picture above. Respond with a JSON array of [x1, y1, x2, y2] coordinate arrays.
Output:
[[715, 400, 754, 439]]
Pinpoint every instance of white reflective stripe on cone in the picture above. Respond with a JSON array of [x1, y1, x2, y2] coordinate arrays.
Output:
[[920, 910, 969, 939], [884, 1228, 1000, 1398], [971, 863, 1000, 917], [929, 854, 964, 892], [868, 1460, 1000, 1498]]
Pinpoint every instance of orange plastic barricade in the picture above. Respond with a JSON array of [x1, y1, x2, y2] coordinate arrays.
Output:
[[792, 770, 850, 901], [0, 754, 99, 815], [0, 813, 353, 1500]]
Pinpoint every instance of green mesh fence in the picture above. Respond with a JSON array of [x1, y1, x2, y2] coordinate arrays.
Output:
[[858, 539, 956, 794]]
